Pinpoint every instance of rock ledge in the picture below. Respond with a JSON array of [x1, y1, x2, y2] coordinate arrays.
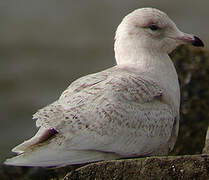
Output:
[[64, 155, 209, 180]]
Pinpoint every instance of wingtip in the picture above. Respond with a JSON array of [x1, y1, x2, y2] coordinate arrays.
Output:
[[12, 145, 25, 154], [4, 156, 23, 166], [3, 154, 48, 167]]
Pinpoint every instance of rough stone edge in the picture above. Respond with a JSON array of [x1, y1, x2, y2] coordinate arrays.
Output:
[[203, 126, 209, 154], [63, 154, 209, 180], [63, 126, 209, 180]]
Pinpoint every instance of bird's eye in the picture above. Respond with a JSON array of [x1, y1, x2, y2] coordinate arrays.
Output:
[[149, 25, 159, 31]]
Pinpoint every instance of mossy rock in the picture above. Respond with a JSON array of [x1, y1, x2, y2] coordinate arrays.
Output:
[[63, 155, 209, 180], [170, 45, 209, 155]]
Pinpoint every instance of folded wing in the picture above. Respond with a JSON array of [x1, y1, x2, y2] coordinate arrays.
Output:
[[5, 67, 178, 167]]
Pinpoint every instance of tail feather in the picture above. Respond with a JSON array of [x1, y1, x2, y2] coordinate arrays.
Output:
[[4, 142, 120, 167], [11, 127, 57, 154]]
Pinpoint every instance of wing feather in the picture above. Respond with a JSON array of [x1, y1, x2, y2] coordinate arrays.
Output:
[[6, 67, 178, 166]]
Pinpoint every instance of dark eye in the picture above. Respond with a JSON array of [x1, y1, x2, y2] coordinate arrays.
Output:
[[149, 25, 159, 31]]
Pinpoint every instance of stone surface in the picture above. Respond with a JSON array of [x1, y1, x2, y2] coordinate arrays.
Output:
[[63, 155, 209, 180], [170, 45, 209, 155]]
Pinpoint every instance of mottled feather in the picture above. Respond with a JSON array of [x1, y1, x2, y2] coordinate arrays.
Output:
[[33, 67, 176, 156]]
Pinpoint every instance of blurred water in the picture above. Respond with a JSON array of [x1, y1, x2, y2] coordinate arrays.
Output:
[[0, 0, 208, 162]]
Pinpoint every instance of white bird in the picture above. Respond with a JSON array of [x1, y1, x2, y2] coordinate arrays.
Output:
[[5, 7, 204, 167]]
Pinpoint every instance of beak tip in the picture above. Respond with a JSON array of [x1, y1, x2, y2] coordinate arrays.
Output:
[[192, 36, 204, 47]]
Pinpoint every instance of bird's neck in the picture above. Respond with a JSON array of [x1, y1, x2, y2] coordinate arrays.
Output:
[[115, 45, 177, 87], [114, 37, 175, 79], [114, 40, 180, 113], [114, 36, 166, 66]]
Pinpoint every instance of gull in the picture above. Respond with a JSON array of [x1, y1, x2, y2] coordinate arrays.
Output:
[[4, 7, 204, 167]]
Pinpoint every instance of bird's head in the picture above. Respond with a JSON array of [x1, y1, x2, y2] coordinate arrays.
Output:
[[114, 8, 204, 65]]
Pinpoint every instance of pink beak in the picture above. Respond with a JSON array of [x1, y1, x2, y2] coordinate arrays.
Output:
[[177, 33, 204, 47]]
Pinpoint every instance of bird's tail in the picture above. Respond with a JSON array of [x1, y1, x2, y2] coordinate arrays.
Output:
[[4, 139, 120, 167]]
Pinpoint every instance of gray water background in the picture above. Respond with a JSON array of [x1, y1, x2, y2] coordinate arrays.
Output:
[[1, 0, 208, 163]]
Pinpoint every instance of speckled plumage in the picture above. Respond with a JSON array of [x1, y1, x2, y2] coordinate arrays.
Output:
[[35, 67, 175, 154], [5, 7, 203, 167]]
